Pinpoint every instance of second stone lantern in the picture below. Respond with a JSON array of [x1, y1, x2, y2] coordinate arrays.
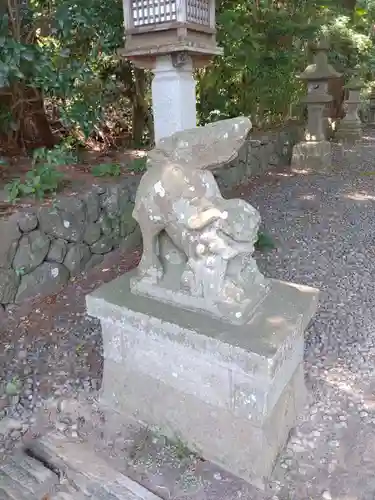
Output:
[[292, 37, 340, 171], [120, 0, 223, 144], [336, 75, 364, 141], [299, 37, 341, 140]]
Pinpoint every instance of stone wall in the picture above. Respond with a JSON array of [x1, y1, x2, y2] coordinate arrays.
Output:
[[0, 179, 140, 309], [214, 123, 303, 191], [0, 122, 302, 309]]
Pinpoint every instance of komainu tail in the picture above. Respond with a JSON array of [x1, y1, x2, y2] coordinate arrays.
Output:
[[147, 117, 252, 170]]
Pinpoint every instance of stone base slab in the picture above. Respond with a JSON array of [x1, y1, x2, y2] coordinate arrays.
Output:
[[102, 359, 305, 490], [131, 272, 270, 326], [86, 272, 319, 489], [335, 121, 362, 142], [291, 140, 331, 171]]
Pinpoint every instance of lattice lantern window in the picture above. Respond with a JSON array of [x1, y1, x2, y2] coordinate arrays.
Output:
[[122, 0, 221, 67], [125, 0, 214, 28]]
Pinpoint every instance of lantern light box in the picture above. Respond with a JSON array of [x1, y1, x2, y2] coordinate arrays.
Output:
[[121, 0, 222, 68]]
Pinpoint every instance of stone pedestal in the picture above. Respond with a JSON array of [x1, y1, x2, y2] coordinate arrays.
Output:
[[292, 93, 332, 171], [151, 54, 197, 144], [87, 272, 318, 490], [292, 140, 331, 171]]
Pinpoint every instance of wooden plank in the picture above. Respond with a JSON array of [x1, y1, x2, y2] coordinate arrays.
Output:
[[0, 470, 34, 500], [28, 432, 162, 500], [51, 489, 88, 500], [1, 452, 57, 495], [0, 452, 58, 500]]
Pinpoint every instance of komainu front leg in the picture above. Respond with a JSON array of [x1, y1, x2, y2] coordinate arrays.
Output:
[[138, 226, 163, 284]]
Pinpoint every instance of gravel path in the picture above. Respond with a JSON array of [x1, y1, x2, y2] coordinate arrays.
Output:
[[0, 246, 141, 455], [247, 134, 375, 499], [3, 133, 375, 499]]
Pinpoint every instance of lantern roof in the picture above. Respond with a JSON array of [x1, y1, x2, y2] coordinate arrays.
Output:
[[299, 37, 341, 81], [345, 75, 365, 90]]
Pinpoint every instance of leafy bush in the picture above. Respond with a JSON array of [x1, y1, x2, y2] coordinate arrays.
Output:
[[2, 0, 375, 151], [32, 144, 77, 167], [92, 162, 121, 177], [255, 231, 276, 252], [6, 165, 63, 202], [128, 157, 147, 173], [4, 144, 75, 202]]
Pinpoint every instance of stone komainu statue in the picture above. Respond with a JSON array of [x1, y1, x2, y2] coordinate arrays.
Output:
[[131, 117, 269, 325]]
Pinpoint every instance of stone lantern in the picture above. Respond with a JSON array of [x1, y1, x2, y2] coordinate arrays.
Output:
[[336, 76, 364, 141], [299, 37, 341, 139], [291, 88, 332, 171], [120, 0, 223, 143]]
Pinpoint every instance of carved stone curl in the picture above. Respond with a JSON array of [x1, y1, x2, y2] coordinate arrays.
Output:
[[131, 117, 269, 324]]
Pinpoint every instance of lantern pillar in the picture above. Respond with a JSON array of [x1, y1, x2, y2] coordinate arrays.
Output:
[[120, 0, 222, 144], [291, 91, 332, 171], [151, 54, 197, 143]]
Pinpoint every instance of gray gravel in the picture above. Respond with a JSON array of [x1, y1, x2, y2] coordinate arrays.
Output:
[[3, 134, 375, 499], [249, 135, 375, 499]]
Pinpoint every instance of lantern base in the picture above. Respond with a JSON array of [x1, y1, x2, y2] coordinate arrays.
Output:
[[291, 140, 332, 172], [119, 23, 223, 70], [336, 119, 362, 142]]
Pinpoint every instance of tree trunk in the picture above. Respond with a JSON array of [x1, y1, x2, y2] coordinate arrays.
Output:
[[1, 0, 55, 151], [132, 67, 153, 146]]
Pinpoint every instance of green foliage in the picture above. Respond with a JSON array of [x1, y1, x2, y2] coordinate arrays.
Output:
[[196, 0, 375, 128], [92, 162, 121, 177], [6, 164, 63, 201], [15, 266, 26, 277], [197, 0, 324, 127], [255, 231, 276, 252], [5, 376, 22, 396], [32, 144, 77, 167], [4, 144, 75, 202], [3, 0, 375, 148], [128, 157, 147, 173]]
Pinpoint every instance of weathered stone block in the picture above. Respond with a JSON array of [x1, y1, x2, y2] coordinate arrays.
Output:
[[120, 208, 137, 238], [0, 269, 19, 304], [47, 239, 68, 264], [100, 186, 122, 217], [13, 230, 50, 274], [83, 223, 101, 245], [87, 272, 318, 488], [291, 140, 332, 171], [81, 191, 100, 223], [0, 216, 21, 269], [98, 213, 113, 236], [38, 197, 86, 242], [17, 211, 38, 233], [64, 243, 91, 274], [101, 359, 304, 488], [90, 236, 114, 254], [16, 262, 69, 302]]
